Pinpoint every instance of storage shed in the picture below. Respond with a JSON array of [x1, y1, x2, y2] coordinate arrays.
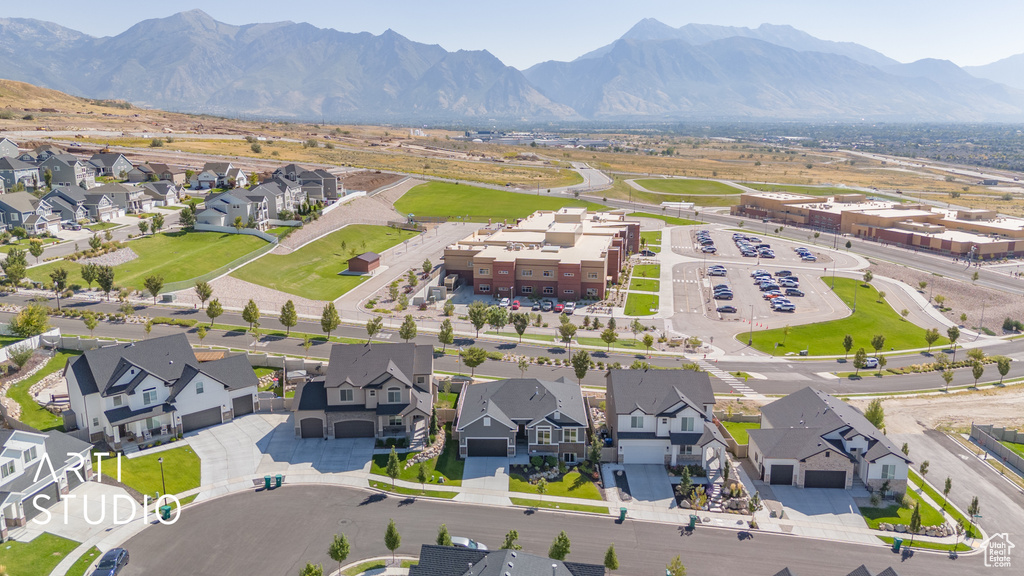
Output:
[[347, 252, 381, 274]]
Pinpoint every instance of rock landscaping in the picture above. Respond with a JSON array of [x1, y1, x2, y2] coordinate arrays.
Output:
[[79, 247, 139, 267], [877, 522, 956, 537]]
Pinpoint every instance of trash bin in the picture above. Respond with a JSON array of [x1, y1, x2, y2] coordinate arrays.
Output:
[[159, 505, 172, 521], [275, 474, 283, 488], [618, 507, 627, 522], [892, 537, 903, 552], [689, 515, 697, 529], [264, 475, 271, 490]]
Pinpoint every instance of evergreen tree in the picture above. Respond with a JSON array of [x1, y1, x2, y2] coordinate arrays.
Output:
[[548, 531, 571, 561], [321, 302, 340, 339], [280, 300, 298, 335], [242, 299, 261, 330]]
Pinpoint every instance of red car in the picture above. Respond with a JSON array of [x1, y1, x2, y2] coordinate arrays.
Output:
[[510, 300, 521, 310], [553, 303, 565, 313]]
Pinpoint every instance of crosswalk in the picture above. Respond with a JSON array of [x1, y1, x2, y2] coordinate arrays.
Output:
[[672, 278, 699, 284], [697, 360, 766, 399]]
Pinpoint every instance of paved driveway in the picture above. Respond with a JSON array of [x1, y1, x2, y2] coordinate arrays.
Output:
[[24, 481, 136, 543], [456, 457, 511, 504], [622, 464, 675, 506], [771, 486, 868, 529]]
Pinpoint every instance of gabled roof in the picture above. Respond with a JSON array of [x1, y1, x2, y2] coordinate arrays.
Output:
[[203, 162, 233, 175], [0, 191, 40, 213], [45, 186, 87, 204], [748, 427, 853, 462], [0, 157, 36, 171], [324, 343, 433, 391], [66, 334, 198, 397], [606, 369, 715, 417], [89, 153, 129, 168], [456, 378, 588, 431], [148, 163, 185, 175], [0, 428, 91, 495], [140, 181, 176, 196], [349, 252, 380, 263], [409, 545, 604, 576], [167, 355, 259, 401], [90, 182, 142, 196]]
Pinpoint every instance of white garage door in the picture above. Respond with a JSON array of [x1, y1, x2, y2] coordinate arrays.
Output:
[[622, 444, 666, 464]]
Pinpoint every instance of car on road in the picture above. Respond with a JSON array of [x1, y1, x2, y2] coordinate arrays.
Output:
[[785, 288, 805, 297], [774, 270, 793, 277], [510, 300, 521, 310], [499, 297, 510, 308], [452, 536, 488, 550], [639, 250, 657, 257], [531, 301, 542, 311], [541, 300, 553, 312], [863, 357, 879, 369], [716, 305, 738, 313], [91, 548, 129, 576], [553, 303, 564, 313], [564, 302, 576, 315]]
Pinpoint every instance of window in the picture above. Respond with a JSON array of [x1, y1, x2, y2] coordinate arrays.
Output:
[[92, 418, 100, 428], [521, 286, 533, 294], [825, 451, 831, 458], [478, 268, 490, 275], [588, 273, 599, 280], [0, 461, 14, 478], [881, 464, 896, 480], [536, 428, 552, 445], [630, 416, 644, 429], [563, 428, 578, 443], [483, 417, 491, 427], [112, 396, 123, 407], [339, 389, 353, 402], [145, 417, 160, 431], [23, 447, 37, 463], [479, 284, 491, 292], [498, 270, 509, 275], [586, 288, 598, 297], [563, 452, 577, 464], [680, 417, 694, 432], [563, 289, 574, 295], [542, 270, 554, 278], [521, 270, 533, 277], [142, 389, 157, 405], [196, 381, 205, 395], [680, 445, 694, 455], [563, 272, 574, 277], [388, 415, 403, 427], [540, 286, 553, 295], [387, 388, 401, 403]]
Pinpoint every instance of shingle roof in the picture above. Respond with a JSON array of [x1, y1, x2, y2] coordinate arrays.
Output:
[[325, 343, 432, 391], [456, 378, 588, 431], [0, 157, 36, 171], [66, 334, 199, 397], [350, 252, 380, 264], [104, 403, 175, 426], [167, 355, 259, 401], [748, 427, 852, 461], [845, 566, 873, 576], [89, 153, 128, 168], [409, 545, 603, 576], [606, 369, 715, 416], [45, 186, 87, 204], [0, 191, 40, 213], [0, 428, 91, 495]]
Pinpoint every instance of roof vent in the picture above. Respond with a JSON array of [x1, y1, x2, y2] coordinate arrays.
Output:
[[510, 552, 516, 558]]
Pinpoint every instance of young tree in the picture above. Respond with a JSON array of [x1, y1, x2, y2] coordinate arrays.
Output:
[[436, 523, 452, 546], [924, 328, 940, 352], [194, 281, 213, 309], [600, 327, 618, 351], [862, 270, 873, 285], [388, 281, 400, 302], [536, 477, 548, 506], [604, 545, 619, 573], [96, 265, 115, 300], [901, 443, 910, 457], [642, 333, 655, 356], [422, 259, 432, 276], [908, 502, 922, 549], [919, 460, 930, 480], [242, 299, 261, 330], [842, 334, 853, 360], [845, 240, 852, 250], [233, 216, 244, 232], [196, 325, 207, 345], [666, 555, 686, 576], [299, 564, 323, 576], [386, 448, 400, 489], [500, 530, 522, 550], [467, 301, 488, 337], [864, 398, 885, 429], [438, 318, 454, 352], [83, 313, 98, 337], [9, 304, 50, 338], [487, 305, 508, 334], [28, 240, 43, 264], [321, 302, 340, 339], [972, 361, 984, 386], [947, 326, 961, 362], [144, 319, 153, 339], [8, 344, 34, 371], [942, 368, 954, 392], [429, 406, 439, 438], [384, 519, 401, 561], [953, 518, 966, 552], [366, 316, 384, 344], [876, 354, 887, 376], [997, 356, 1011, 384], [399, 314, 417, 342], [206, 298, 223, 326], [88, 234, 102, 250], [138, 219, 149, 235], [511, 312, 529, 343], [942, 477, 952, 510], [442, 299, 455, 317], [179, 205, 196, 228], [49, 267, 68, 311], [2, 248, 27, 290], [81, 263, 98, 289], [407, 269, 418, 289], [870, 334, 886, 357], [630, 318, 644, 342], [328, 534, 350, 576], [144, 275, 164, 304], [853, 347, 867, 375], [280, 300, 298, 335], [588, 431, 602, 465], [417, 462, 427, 492], [967, 496, 980, 536], [518, 357, 529, 378], [461, 346, 487, 376], [571, 349, 590, 385], [303, 335, 313, 357], [547, 530, 570, 561], [558, 321, 578, 354]]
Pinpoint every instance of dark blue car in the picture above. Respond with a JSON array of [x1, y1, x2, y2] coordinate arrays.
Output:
[[91, 548, 129, 576]]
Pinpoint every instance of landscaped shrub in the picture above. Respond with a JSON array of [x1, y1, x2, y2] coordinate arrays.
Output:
[[530, 455, 543, 467], [485, 351, 503, 361], [151, 317, 198, 328]]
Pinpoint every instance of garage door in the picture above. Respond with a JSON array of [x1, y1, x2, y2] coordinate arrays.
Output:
[[769, 464, 794, 485], [24, 482, 61, 521], [300, 418, 324, 439], [232, 395, 254, 417], [804, 470, 847, 489], [622, 444, 666, 464], [181, 407, 222, 433], [334, 420, 375, 438], [467, 438, 508, 457], [67, 468, 85, 491]]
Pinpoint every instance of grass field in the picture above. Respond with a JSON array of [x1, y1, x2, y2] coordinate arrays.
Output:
[[85, 222, 119, 232], [97, 445, 200, 497], [636, 178, 743, 195], [749, 278, 947, 355], [6, 351, 80, 431], [625, 187, 741, 207], [876, 536, 971, 552], [722, 421, 759, 444], [368, 480, 457, 499], [629, 278, 660, 292], [860, 491, 944, 529], [1002, 440, 1024, 458], [66, 547, 102, 576], [231, 225, 416, 300], [632, 264, 660, 278], [28, 231, 267, 291], [625, 293, 659, 316], [0, 237, 60, 254], [0, 532, 80, 576], [744, 183, 866, 197], [510, 497, 609, 514], [370, 437, 464, 486], [509, 471, 603, 500], [640, 230, 662, 246], [394, 182, 605, 221], [627, 212, 702, 226]]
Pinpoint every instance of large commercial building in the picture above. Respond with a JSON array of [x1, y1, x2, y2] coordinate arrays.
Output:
[[443, 208, 639, 301], [732, 191, 1024, 259]]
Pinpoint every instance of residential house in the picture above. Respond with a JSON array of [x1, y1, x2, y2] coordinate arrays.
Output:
[[196, 191, 269, 230], [748, 387, 911, 490], [40, 154, 96, 189], [0, 138, 18, 159], [605, 369, 727, 467], [272, 163, 306, 183], [88, 153, 133, 179], [65, 334, 259, 451], [0, 158, 39, 191], [148, 163, 187, 186], [292, 343, 434, 441], [190, 170, 219, 190], [43, 187, 90, 223], [126, 164, 156, 183], [409, 545, 604, 576], [89, 183, 154, 214], [453, 378, 588, 461], [0, 192, 60, 235], [245, 181, 305, 219], [299, 168, 341, 202], [201, 162, 246, 189], [140, 181, 179, 206], [0, 426, 94, 538], [82, 192, 120, 222], [774, 565, 901, 576], [31, 145, 64, 162]]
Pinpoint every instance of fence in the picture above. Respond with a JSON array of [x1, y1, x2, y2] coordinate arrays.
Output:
[[971, 423, 1024, 474], [194, 223, 280, 243], [159, 239, 279, 294], [713, 413, 760, 459], [387, 221, 425, 232], [0, 328, 61, 363]]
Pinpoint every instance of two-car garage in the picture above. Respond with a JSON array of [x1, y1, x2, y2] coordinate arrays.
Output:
[[334, 420, 375, 438], [466, 438, 509, 457], [803, 470, 847, 489]]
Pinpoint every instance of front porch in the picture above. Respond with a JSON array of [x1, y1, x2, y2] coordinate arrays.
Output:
[[108, 413, 177, 454]]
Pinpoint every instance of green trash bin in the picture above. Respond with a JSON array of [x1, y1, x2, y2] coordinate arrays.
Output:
[[689, 514, 697, 530], [159, 505, 172, 521], [264, 475, 272, 490], [275, 474, 283, 488], [892, 537, 903, 552], [618, 507, 627, 522]]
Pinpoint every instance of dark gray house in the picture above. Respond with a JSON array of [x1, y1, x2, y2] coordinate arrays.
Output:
[[40, 154, 95, 189], [43, 187, 90, 223], [82, 191, 119, 222], [0, 138, 18, 159], [299, 168, 341, 201], [88, 153, 133, 178], [140, 181, 179, 206], [453, 378, 588, 460], [409, 545, 604, 576], [0, 157, 39, 191], [292, 343, 434, 442], [0, 192, 60, 235]]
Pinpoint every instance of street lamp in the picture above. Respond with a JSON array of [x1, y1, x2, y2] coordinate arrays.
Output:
[[748, 304, 754, 346], [158, 457, 166, 502]]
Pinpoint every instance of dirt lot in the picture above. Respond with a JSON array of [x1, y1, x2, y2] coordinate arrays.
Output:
[[339, 170, 403, 193], [850, 385, 1024, 435]]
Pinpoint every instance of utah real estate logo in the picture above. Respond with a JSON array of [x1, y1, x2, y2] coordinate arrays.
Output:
[[983, 533, 1014, 569]]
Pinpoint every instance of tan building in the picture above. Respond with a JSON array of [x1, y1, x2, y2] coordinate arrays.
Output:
[[443, 208, 639, 301]]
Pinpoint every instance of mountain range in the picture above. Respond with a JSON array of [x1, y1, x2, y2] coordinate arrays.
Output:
[[3, 10, 1024, 122]]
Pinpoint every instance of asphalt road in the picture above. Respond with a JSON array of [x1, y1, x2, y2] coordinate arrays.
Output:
[[120, 485, 988, 576]]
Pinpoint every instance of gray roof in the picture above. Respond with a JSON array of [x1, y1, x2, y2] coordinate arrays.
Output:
[[90, 182, 142, 196], [89, 153, 129, 168], [409, 545, 603, 576], [0, 157, 36, 171], [456, 378, 588, 431], [324, 343, 433, 392], [140, 181, 176, 197], [747, 427, 852, 462], [0, 191, 40, 213], [760, 387, 909, 464], [350, 252, 380, 263], [0, 428, 91, 495], [45, 186, 87, 204], [168, 355, 259, 401], [105, 402, 175, 426], [203, 162, 233, 175], [606, 369, 715, 416], [845, 567, 873, 576]]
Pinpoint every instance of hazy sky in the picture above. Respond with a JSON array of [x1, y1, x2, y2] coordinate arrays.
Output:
[[6, 1, 1024, 69]]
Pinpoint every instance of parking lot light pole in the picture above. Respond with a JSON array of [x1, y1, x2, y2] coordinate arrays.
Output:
[[748, 304, 754, 345], [158, 457, 166, 503]]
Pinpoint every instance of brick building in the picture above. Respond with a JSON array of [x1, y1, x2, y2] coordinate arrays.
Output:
[[442, 208, 639, 302]]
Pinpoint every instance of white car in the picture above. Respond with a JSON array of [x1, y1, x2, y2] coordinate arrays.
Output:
[[564, 302, 576, 315], [452, 537, 488, 550], [498, 297, 510, 308], [863, 357, 879, 369]]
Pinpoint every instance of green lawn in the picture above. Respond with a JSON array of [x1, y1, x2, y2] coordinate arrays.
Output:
[[66, 546, 102, 576], [749, 278, 947, 355], [625, 293, 659, 316], [0, 238, 60, 254], [629, 278, 660, 292], [394, 181, 606, 222], [370, 437, 464, 486], [28, 231, 267, 291], [509, 471, 603, 500], [0, 532, 80, 576], [636, 178, 742, 195], [632, 264, 660, 278], [576, 337, 643, 351], [908, 469, 981, 538], [859, 491, 945, 529], [722, 421, 759, 444], [627, 212, 701, 226], [510, 497, 609, 514], [6, 351, 80, 431], [640, 230, 662, 246], [342, 558, 419, 576], [97, 446, 201, 498], [876, 536, 971, 553], [0, 334, 26, 347], [744, 183, 865, 197], [85, 222, 119, 232], [1001, 440, 1024, 459], [435, 392, 458, 409], [231, 224, 416, 300], [368, 479, 457, 499]]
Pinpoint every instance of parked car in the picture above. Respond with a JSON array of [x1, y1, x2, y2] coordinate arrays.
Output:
[[716, 305, 738, 313], [63, 222, 82, 231], [801, 254, 818, 262], [714, 292, 734, 300], [773, 302, 795, 312], [751, 269, 770, 277], [639, 249, 657, 257], [564, 302, 576, 315], [553, 303, 564, 313], [713, 284, 730, 291], [785, 288, 805, 297], [701, 245, 717, 253], [779, 278, 799, 288], [499, 297, 510, 308], [91, 548, 129, 576], [452, 537, 488, 550], [541, 300, 553, 312], [510, 300, 521, 310], [531, 301, 542, 311], [774, 270, 793, 277], [708, 268, 727, 276]]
